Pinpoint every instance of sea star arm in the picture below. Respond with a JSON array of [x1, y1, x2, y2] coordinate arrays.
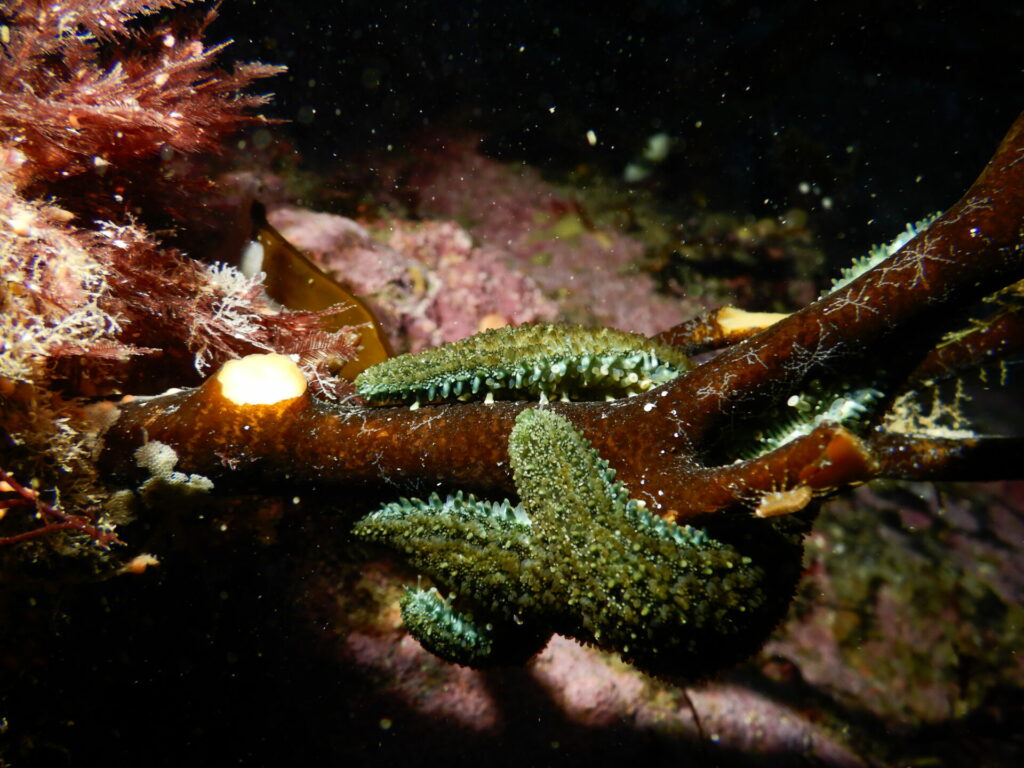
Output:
[[353, 491, 551, 666], [354, 409, 805, 677]]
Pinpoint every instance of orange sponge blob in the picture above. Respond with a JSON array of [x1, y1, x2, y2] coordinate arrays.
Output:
[[216, 353, 307, 406]]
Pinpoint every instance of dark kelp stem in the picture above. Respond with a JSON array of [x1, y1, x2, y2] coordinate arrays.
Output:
[[99, 113, 1024, 520]]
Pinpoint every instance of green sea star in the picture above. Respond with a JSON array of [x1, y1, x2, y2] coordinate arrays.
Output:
[[353, 408, 809, 677], [354, 323, 690, 406]]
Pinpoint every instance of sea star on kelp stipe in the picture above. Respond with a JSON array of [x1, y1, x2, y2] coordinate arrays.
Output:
[[95, 113, 1024, 680], [353, 409, 809, 677]]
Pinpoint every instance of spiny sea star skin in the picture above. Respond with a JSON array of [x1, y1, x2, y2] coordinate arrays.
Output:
[[353, 409, 809, 677], [823, 213, 940, 296], [399, 586, 552, 667], [354, 323, 690, 406], [357, 490, 553, 665], [732, 384, 884, 461]]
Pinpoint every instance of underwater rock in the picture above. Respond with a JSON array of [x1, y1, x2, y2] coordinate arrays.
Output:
[[267, 207, 557, 352]]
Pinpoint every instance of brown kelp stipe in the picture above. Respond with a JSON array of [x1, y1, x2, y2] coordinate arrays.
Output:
[[101, 113, 1024, 523]]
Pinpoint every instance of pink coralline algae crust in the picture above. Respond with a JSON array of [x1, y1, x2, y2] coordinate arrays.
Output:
[[532, 636, 862, 767], [766, 481, 1024, 726], [267, 207, 557, 352], [294, 551, 867, 764], [368, 137, 702, 335], [345, 630, 504, 731], [683, 683, 866, 767]]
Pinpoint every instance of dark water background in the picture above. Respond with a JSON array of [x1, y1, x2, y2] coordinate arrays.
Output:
[[213, 0, 1022, 258]]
